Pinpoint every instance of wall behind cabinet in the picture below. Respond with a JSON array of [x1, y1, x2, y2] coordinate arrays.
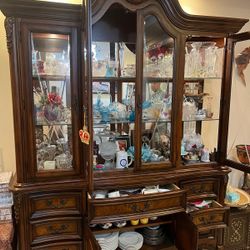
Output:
[[0, 0, 250, 187]]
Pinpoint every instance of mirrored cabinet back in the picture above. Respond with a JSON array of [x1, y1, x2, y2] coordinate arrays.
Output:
[[0, 0, 249, 249]]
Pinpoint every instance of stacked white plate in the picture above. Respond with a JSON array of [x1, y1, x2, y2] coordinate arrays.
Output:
[[119, 232, 144, 250], [95, 232, 119, 250]]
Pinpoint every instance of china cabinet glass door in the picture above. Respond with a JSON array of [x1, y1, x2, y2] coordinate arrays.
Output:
[[181, 38, 225, 165], [224, 33, 250, 173], [32, 33, 73, 172], [91, 4, 137, 172], [141, 15, 174, 167], [21, 23, 81, 178], [90, 3, 182, 173]]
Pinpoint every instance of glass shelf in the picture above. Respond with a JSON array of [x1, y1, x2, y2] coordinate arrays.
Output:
[[36, 121, 72, 126], [143, 118, 171, 123], [92, 77, 222, 83], [144, 77, 173, 83], [94, 118, 172, 126], [184, 77, 222, 81], [94, 120, 135, 125], [33, 74, 70, 80], [92, 77, 136, 82], [182, 118, 219, 122]]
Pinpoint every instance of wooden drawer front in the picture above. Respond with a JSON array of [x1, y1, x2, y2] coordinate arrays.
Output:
[[31, 217, 82, 245], [32, 242, 82, 250], [198, 242, 216, 250], [224, 209, 250, 250], [190, 201, 229, 228], [180, 179, 219, 199], [30, 192, 81, 218], [198, 229, 217, 250], [88, 185, 186, 223]]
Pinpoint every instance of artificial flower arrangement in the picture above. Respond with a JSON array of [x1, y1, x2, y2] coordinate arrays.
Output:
[[39, 92, 64, 122]]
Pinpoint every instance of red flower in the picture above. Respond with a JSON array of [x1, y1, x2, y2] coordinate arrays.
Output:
[[47, 92, 62, 106]]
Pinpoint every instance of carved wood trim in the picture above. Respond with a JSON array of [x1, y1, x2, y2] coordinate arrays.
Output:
[[0, 0, 81, 22], [248, 218, 250, 247], [13, 193, 22, 224], [91, 0, 247, 33], [4, 16, 15, 54], [127, 0, 146, 3]]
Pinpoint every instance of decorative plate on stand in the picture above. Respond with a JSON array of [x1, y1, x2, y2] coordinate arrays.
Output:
[[225, 188, 250, 208]]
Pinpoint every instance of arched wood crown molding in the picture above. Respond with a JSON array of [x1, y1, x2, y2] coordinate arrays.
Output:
[[91, 0, 248, 34], [0, 0, 248, 34]]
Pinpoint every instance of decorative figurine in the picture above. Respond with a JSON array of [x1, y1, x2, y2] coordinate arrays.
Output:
[[201, 148, 210, 162]]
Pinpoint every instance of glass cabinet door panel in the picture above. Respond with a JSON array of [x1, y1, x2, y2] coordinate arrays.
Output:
[[227, 39, 250, 165], [92, 42, 136, 78], [92, 81, 136, 171], [142, 15, 174, 165], [143, 15, 174, 78], [32, 33, 73, 172], [184, 41, 224, 79], [91, 4, 137, 172], [92, 4, 136, 79], [181, 39, 224, 164]]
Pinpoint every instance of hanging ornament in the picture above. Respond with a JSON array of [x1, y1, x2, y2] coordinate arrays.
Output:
[[79, 108, 90, 145]]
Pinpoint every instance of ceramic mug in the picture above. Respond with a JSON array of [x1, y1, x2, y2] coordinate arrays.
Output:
[[116, 150, 133, 169]]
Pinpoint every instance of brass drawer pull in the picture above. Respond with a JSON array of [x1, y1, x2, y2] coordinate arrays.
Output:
[[47, 224, 69, 234], [199, 215, 215, 224], [46, 199, 68, 209], [129, 201, 152, 213]]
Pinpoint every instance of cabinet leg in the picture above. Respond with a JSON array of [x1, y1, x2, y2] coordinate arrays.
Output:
[[217, 229, 224, 250]]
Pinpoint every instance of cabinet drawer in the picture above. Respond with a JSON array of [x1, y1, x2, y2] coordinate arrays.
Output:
[[30, 192, 82, 218], [189, 201, 229, 229], [31, 217, 82, 245], [31, 241, 82, 250], [180, 178, 219, 200], [198, 229, 217, 250], [88, 184, 186, 224]]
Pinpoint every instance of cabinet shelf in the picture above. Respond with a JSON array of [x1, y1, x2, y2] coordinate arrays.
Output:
[[92, 77, 222, 83], [33, 74, 70, 81], [92, 77, 136, 82], [94, 120, 134, 125], [36, 121, 72, 126], [140, 241, 177, 250], [92, 216, 172, 234], [184, 77, 222, 81], [182, 118, 219, 122], [94, 118, 171, 126]]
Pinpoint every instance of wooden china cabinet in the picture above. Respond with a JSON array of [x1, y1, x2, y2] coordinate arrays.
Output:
[[0, 0, 249, 249]]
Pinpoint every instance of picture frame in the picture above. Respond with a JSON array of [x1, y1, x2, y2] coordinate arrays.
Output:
[[115, 135, 130, 151]]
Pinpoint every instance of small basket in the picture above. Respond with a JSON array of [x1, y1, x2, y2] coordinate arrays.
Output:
[[236, 144, 250, 164]]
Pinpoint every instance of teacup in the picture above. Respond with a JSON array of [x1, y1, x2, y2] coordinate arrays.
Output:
[[142, 185, 159, 194], [108, 191, 120, 198], [140, 218, 149, 224], [99, 222, 112, 229], [94, 190, 107, 199], [130, 219, 139, 226], [114, 221, 126, 228]]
